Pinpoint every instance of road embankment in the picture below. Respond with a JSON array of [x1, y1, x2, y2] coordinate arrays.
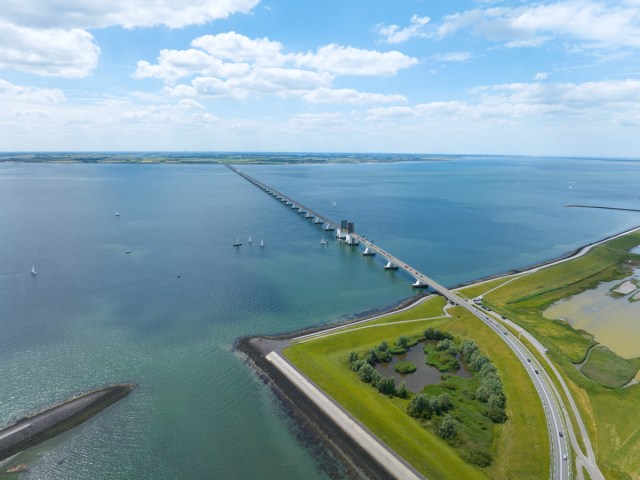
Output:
[[0, 383, 134, 462]]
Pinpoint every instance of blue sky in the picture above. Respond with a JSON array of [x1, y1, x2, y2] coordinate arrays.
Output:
[[1, 0, 640, 156]]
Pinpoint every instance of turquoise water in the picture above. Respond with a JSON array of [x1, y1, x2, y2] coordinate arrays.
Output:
[[0, 157, 639, 479]]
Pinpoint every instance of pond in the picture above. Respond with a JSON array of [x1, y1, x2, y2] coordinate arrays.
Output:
[[375, 342, 471, 392], [544, 269, 640, 358]]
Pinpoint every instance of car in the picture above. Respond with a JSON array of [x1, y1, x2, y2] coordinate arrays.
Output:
[[559, 432, 563, 437], [526, 358, 531, 362], [503, 331, 508, 335], [562, 454, 567, 461], [535, 369, 539, 374]]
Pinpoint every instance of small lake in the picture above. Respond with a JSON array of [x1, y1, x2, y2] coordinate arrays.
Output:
[[544, 269, 640, 358], [375, 342, 471, 392]]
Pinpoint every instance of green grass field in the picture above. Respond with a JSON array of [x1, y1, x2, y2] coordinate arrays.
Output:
[[284, 297, 548, 480], [479, 231, 640, 479], [581, 347, 640, 388]]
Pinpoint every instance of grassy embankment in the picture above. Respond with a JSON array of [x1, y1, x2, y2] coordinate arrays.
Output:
[[285, 296, 548, 480], [476, 231, 640, 480]]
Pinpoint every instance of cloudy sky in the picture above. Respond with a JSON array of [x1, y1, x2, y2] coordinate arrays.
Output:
[[1, 0, 640, 155]]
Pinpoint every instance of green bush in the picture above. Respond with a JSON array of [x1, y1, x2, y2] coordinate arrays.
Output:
[[388, 345, 406, 355], [394, 361, 417, 374]]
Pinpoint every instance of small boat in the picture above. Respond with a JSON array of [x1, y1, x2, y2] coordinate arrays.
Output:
[[259, 239, 265, 248], [115, 212, 120, 217], [125, 250, 132, 254], [248, 235, 253, 244], [233, 237, 242, 247], [30, 265, 37, 276], [320, 237, 328, 245]]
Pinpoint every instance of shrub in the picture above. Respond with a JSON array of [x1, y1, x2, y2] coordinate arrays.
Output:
[[397, 336, 409, 349], [351, 359, 366, 372], [397, 382, 408, 399], [358, 363, 375, 383], [388, 345, 406, 355], [462, 449, 493, 467], [377, 376, 396, 395], [394, 361, 417, 374], [438, 414, 457, 440], [347, 351, 359, 365], [377, 340, 388, 352], [375, 349, 392, 363], [485, 406, 507, 423], [407, 393, 430, 418]]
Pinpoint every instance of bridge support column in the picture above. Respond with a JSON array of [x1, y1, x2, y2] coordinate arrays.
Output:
[[384, 261, 398, 270], [412, 279, 428, 288]]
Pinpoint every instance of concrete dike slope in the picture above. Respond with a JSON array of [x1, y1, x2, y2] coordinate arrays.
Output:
[[237, 336, 423, 480], [0, 383, 134, 462]]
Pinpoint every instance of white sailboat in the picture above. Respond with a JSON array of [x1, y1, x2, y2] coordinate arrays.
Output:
[[259, 239, 265, 247], [31, 265, 37, 276], [248, 235, 253, 244], [320, 237, 328, 245]]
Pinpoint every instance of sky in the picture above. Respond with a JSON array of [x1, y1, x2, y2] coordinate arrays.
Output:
[[1, 0, 640, 156]]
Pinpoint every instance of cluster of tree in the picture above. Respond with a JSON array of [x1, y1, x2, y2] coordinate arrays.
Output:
[[348, 350, 408, 398], [406, 392, 452, 419], [423, 327, 454, 341], [460, 339, 507, 423]]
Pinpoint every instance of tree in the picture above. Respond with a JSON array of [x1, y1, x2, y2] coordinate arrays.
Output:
[[397, 336, 409, 349], [351, 359, 366, 372], [365, 349, 377, 365], [460, 339, 478, 359], [407, 393, 429, 418], [397, 382, 408, 399], [377, 376, 396, 395], [347, 351, 359, 365], [377, 340, 388, 352], [488, 393, 505, 409], [475, 385, 491, 402], [424, 327, 435, 339], [438, 393, 451, 411], [358, 363, 375, 383], [438, 414, 457, 440], [435, 338, 454, 352]]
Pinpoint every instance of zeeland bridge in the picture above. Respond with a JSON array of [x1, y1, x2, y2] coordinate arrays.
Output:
[[224, 162, 604, 480]]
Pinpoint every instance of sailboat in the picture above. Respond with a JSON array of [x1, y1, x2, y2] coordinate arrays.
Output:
[[233, 237, 242, 247], [259, 239, 265, 248], [248, 235, 253, 244], [320, 237, 328, 245], [31, 265, 37, 276]]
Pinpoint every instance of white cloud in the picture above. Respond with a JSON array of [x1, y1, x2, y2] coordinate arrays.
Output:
[[367, 79, 640, 123], [0, 78, 65, 103], [303, 88, 407, 105], [294, 44, 418, 76], [136, 32, 413, 105], [0, 22, 99, 77], [433, 51, 473, 62], [376, 15, 431, 43], [192, 32, 288, 65], [0, 0, 260, 29], [436, 1, 640, 50], [534, 72, 548, 80], [133, 48, 250, 84], [0, 1, 260, 78]]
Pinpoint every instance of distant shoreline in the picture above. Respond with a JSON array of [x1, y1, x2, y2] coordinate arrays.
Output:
[[237, 224, 640, 478]]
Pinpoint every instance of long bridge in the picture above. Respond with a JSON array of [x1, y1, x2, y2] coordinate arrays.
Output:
[[224, 162, 590, 480]]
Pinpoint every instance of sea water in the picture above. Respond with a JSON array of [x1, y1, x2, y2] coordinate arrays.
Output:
[[0, 156, 638, 479]]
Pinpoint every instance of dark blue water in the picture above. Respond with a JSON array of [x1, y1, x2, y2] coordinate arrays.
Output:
[[0, 157, 638, 479]]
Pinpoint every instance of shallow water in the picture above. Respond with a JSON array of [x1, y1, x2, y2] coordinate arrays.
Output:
[[375, 343, 471, 392], [544, 270, 640, 358], [1, 157, 639, 478]]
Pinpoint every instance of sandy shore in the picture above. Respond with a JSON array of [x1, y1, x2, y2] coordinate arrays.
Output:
[[237, 224, 640, 479]]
